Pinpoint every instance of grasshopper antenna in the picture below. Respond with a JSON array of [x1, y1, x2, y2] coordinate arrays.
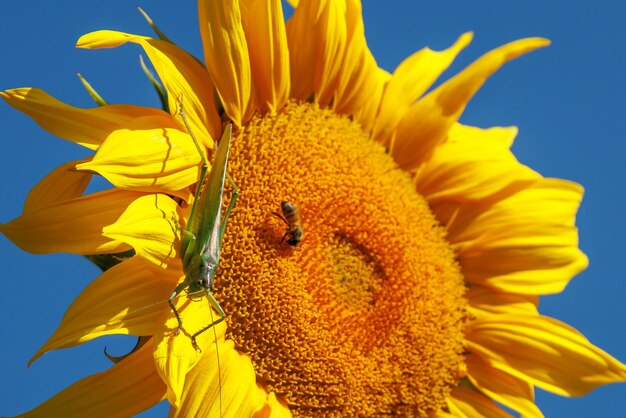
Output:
[[210, 306, 222, 417]]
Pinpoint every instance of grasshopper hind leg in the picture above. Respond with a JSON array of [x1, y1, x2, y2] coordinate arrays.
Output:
[[168, 281, 191, 336]]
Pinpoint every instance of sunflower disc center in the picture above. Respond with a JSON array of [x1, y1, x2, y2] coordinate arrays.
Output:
[[329, 232, 385, 313]]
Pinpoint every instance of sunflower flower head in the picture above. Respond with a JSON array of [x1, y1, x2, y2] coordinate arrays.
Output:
[[2, 1, 625, 417]]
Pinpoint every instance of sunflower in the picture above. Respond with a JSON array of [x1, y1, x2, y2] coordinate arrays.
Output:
[[2, 0, 625, 416]]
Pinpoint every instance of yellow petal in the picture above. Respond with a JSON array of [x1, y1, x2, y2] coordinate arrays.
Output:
[[393, 38, 550, 170], [446, 387, 512, 418], [31, 257, 176, 364], [462, 240, 587, 295], [19, 339, 165, 418], [77, 30, 221, 147], [102, 194, 180, 267], [153, 295, 227, 408], [22, 160, 91, 213], [173, 339, 269, 417], [286, 0, 348, 105], [0, 189, 142, 255], [333, 39, 379, 116], [466, 354, 543, 418], [374, 32, 472, 146], [448, 178, 584, 244], [416, 123, 541, 204], [0, 88, 166, 150], [198, 0, 254, 126], [467, 314, 626, 396], [241, 0, 290, 114], [352, 67, 390, 133], [76, 115, 200, 196], [446, 178, 588, 294], [466, 287, 538, 319], [331, 0, 381, 119]]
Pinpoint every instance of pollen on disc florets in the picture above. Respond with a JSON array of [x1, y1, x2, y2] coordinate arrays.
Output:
[[214, 101, 467, 416]]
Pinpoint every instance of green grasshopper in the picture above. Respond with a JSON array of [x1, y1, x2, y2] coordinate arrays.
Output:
[[169, 116, 238, 352]]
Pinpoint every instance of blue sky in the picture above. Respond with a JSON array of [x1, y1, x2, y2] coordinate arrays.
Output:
[[0, 1, 624, 416]]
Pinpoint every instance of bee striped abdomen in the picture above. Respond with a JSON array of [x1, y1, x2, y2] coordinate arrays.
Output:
[[272, 200, 304, 246]]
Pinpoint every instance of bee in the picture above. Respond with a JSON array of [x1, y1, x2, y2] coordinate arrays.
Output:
[[272, 200, 303, 246]]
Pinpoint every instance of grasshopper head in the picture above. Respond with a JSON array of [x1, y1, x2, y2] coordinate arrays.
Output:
[[187, 278, 206, 294], [187, 263, 217, 294]]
